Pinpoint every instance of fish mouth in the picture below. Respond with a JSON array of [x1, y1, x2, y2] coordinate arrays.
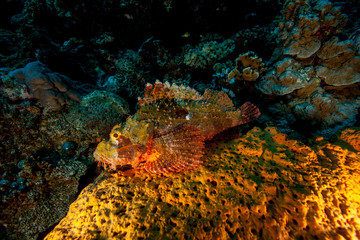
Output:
[[93, 148, 103, 162], [93, 148, 111, 166], [93, 141, 118, 168], [93, 141, 137, 170], [94, 151, 134, 171]]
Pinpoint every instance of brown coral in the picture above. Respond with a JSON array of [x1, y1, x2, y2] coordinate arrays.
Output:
[[315, 37, 360, 86], [9, 61, 94, 111], [256, 0, 360, 134], [282, 14, 322, 59], [257, 58, 314, 95], [219, 52, 266, 98], [258, 0, 353, 94], [226, 51, 266, 83]]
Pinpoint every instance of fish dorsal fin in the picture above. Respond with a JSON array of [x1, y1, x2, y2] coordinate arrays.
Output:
[[143, 125, 205, 174], [202, 89, 234, 110], [138, 80, 202, 106]]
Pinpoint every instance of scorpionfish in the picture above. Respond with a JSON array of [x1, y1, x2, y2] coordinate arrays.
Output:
[[94, 81, 260, 174]]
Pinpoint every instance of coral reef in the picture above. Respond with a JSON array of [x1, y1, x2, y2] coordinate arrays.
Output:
[[1, 70, 32, 101], [0, 69, 121, 239], [45, 127, 360, 239], [232, 51, 266, 82], [219, 51, 266, 83], [9, 61, 94, 111], [216, 51, 266, 98], [255, 0, 360, 138], [316, 37, 360, 86], [257, 0, 353, 95], [257, 57, 313, 96], [234, 25, 277, 59], [177, 39, 236, 69], [1, 0, 281, 84], [279, 0, 347, 58], [0, 151, 87, 240], [0, 28, 19, 67], [350, 29, 360, 54], [1, 70, 91, 240], [98, 49, 147, 98], [2, 0, 360, 239]]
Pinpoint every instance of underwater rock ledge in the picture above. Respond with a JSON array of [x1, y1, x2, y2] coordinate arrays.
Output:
[[45, 127, 360, 240]]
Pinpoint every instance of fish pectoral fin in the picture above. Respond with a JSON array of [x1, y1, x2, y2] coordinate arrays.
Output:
[[143, 125, 205, 174], [239, 102, 260, 124]]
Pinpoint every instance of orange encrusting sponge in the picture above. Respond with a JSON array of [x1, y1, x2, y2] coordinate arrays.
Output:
[[46, 127, 360, 240]]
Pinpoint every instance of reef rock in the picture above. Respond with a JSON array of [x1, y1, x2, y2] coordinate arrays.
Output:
[[45, 127, 360, 240], [9, 61, 94, 111]]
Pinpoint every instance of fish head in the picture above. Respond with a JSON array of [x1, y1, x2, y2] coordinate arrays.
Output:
[[94, 125, 142, 170]]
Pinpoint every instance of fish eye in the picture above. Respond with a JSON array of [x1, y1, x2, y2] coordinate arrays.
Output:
[[110, 131, 122, 146]]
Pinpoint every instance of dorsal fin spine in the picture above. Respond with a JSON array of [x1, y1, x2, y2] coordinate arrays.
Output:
[[202, 89, 234, 110], [138, 81, 202, 106]]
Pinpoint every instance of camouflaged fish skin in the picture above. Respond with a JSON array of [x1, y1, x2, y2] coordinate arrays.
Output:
[[94, 81, 260, 174]]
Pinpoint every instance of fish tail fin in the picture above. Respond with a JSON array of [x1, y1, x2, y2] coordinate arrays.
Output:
[[239, 102, 260, 124]]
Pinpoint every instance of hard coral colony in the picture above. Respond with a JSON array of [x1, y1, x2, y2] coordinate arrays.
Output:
[[94, 81, 260, 174]]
